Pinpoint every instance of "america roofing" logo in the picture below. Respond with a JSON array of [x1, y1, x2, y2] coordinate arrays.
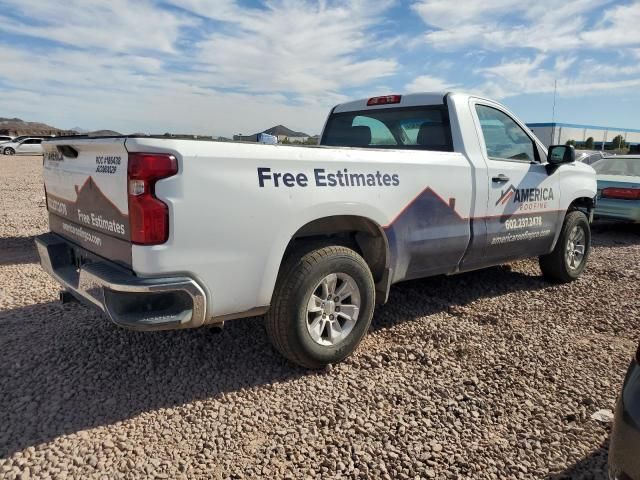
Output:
[[496, 184, 554, 210]]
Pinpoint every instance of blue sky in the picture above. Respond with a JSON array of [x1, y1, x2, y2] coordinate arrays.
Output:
[[0, 0, 638, 136]]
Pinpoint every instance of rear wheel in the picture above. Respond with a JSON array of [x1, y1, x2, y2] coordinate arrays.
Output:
[[265, 244, 375, 368], [4, 147, 15, 155], [539, 210, 591, 283]]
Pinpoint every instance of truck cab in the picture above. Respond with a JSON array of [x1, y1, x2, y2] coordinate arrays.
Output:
[[319, 92, 595, 277]]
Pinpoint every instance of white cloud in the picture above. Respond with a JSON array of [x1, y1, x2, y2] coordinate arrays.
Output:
[[474, 54, 640, 99], [481, 55, 548, 80], [1, 0, 637, 136], [412, 0, 517, 28], [0, 0, 194, 53], [0, 0, 402, 135], [405, 75, 457, 92], [412, 0, 620, 52], [0, 42, 333, 136], [410, 0, 640, 104], [170, 0, 398, 96], [581, 1, 640, 47]]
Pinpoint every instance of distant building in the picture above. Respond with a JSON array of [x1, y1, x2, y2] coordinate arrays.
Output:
[[234, 125, 312, 144], [262, 125, 310, 143], [257, 133, 278, 144], [527, 122, 640, 149]]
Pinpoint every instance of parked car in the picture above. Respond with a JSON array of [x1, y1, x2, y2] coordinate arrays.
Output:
[[576, 150, 607, 165], [609, 342, 640, 480], [36, 92, 596, 368], [2, 137, 45, 155], [0, 135, 15, 144], [592, 156, 640, 223], [3, 135, 36, 145]]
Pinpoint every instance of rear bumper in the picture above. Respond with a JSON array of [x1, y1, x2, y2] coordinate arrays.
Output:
[[609, 361, 640, 480], [35, 232, 207, 331], [595, 199, 640, 223]]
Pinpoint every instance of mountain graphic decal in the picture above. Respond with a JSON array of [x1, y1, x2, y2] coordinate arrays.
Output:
[[47, 176, 130, 240], [495, 184, 517, 206]]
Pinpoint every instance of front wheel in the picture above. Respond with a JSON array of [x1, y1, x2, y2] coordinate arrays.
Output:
[[3, 147, 15, 155], [539, 210, 591, 283], [265, 244, 376, 369]]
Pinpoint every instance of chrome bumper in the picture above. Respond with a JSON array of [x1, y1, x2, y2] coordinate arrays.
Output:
[[35, 232, 207, 331]]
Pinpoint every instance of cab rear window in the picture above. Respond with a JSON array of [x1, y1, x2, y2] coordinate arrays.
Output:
[[321, 106, 453, 151]]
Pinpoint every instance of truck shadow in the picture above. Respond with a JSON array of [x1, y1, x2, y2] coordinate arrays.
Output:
[[372, 264, 547, 331], [0, 263, 553, 457], [545, 442, 609, 479], [0, 235, 39, 266], [0, 302, 308, 457], [592, 221, 640, 247]]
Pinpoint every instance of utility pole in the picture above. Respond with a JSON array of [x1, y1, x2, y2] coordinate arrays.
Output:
[[551, 79, 557, 145]]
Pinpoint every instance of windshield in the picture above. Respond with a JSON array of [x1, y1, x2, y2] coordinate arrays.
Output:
[[321, 106, 452, 151], [592, 157, 640, 177]]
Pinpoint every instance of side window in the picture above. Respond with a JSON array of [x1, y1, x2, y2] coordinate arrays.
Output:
[[24, 139, 36, 144], [352, 116, 396, 146], [476, 105, 537, 162]]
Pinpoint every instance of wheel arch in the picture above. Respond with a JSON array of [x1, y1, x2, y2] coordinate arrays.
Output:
[[280, 215, 392, 305], [549, 196, 595, 251], [568, 196, 596, 214]]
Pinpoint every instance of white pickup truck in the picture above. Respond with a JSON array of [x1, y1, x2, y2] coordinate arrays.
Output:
[[36, 92, 596, 368]]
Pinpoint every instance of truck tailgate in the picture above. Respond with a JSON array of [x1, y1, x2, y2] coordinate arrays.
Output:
[[42, 138, 132, 266]]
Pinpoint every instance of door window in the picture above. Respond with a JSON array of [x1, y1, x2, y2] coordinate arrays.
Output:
[[476, 105, 537, 162]]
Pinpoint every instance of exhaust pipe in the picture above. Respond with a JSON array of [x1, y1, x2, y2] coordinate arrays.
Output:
[[59, 290, 77, 304], [208, 322, 225, 334]]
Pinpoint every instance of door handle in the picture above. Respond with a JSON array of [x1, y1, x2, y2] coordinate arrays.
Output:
[[492, 174, 510, 183]]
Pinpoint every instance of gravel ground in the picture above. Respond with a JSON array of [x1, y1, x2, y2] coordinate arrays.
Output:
[[1, 155, 639, 479]]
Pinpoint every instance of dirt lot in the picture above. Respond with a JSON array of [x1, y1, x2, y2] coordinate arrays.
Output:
[[1, 155, 639, 479]]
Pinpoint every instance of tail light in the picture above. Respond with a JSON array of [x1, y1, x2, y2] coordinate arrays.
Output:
[[127, 153, 178, 245], [601, 187, 640, 200], [367, 95, 401, 106]]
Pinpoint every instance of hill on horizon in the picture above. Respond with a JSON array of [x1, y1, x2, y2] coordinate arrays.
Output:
[[261, 125, 310, 137], [0, 117, 76, 136], [85, 130, 122, 136], [1, 116, 312, 140]]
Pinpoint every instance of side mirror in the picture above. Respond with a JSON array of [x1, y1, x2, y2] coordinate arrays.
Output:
[[547, 145, 575, 165]]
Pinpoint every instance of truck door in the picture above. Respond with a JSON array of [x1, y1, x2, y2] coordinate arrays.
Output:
[[473, 103, 561, 263]]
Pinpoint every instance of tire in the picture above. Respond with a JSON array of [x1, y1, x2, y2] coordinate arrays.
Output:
[[4, 147, 15, 155], [539, 210, 591, 283], [265, 244, 376, 369]]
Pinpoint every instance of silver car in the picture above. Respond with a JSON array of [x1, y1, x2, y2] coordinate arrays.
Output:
[[575, 150, 607, 165], [2, 137, 44, 155]]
